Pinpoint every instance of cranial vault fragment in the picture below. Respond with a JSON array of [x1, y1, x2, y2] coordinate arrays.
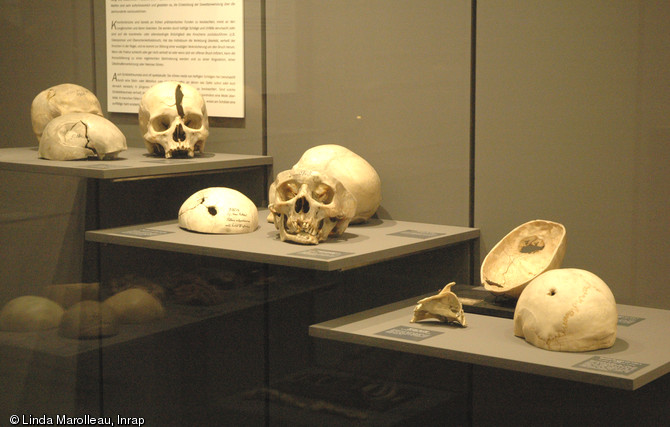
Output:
[[0, 296, 64, 332], [139, 81, 209, 158], [411, 282, 467, 326], [104, 288, 165, 324], [513, 268, 617, 352], [481, 220, 566, 299], [38, 112, 127, 160], [31, 83, 103, 141], [269, 169, 356, 244], [178, 187, 259, 234]]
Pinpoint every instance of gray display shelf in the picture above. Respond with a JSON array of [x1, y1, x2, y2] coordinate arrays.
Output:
[[0, 146, 272, 179], [309, 296, 670, 390], [0, 146, 272, 284], [86, 210, 479, 271]]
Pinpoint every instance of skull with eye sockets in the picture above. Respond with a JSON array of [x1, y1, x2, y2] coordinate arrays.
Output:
[[292, 144, 381, 223], [138, 81, 209, 158], [269, 169, 356, 244]]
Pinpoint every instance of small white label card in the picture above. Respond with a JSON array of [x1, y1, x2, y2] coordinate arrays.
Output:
[[617, 315, 645, 326], [289, 249, 354, 260], [389, 230, 446, 239], [574, 356, 649, 376], [118, 228, 174, 238]]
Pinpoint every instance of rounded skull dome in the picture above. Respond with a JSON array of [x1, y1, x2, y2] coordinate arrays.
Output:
[[139, 81, 209, 158], [104, 288, 165, 324], [39, 112, 127, 160], [178, 187, 259, 234], [0, 296, 65, 332], [31, 83, 103, 141], [513, 268, 617, 352], [59, 301, 119, 339], [293, 144, 381, 223]]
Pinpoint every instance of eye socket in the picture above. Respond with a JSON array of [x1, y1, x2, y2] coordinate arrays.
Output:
[[278, 182, 299, 201], [151, 115, 172, 132], [313, 184, 334, 204], [183, 114, 202, 129]]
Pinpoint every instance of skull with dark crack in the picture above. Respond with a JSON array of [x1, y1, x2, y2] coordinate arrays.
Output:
[[139, 81, 209, 158]]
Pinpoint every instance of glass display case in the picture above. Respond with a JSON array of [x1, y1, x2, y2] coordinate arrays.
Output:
[[0, 147, 479, 425], [2, 1, 669, 425]]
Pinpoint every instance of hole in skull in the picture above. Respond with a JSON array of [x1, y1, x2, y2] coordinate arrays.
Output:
[[294, 197, 310, 213], [548, 288, 557, 296], [519, 235, 545, 254], [175, 84, 185, 118], [208, 206, 217, 216], [173, 123, 186, 142]]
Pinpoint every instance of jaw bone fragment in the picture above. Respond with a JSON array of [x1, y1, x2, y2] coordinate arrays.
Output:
[[411, 282, 467, 327]]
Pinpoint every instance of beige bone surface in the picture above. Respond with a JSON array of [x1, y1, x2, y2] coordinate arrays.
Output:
[[178, 187, 258, 234], [269, 169, 356, 245], [411, 282, 467, 327], [31, 83, 103, 141], [139, 81, 209, 158], [481, 220, 566, 299], [292, 144, 382, 223], [0, 296, 64, 332], [513, 268, 617, 352]]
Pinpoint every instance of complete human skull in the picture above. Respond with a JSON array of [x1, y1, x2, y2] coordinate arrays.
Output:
[[38, 113, 127, 160], [513, 268, 617, 352], [269, 169, 356, 244], [481, 220, 566, 299], [291, 144, 382, 223], [138, 81, 209, 158], [0, 296, 64, 332], [411, 282, 467, 326], [178, 187, 259, 234], [31, 83, 103, 141]]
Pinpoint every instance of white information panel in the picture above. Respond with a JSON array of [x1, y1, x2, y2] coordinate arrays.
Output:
[[106, 0, 244, 117]]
